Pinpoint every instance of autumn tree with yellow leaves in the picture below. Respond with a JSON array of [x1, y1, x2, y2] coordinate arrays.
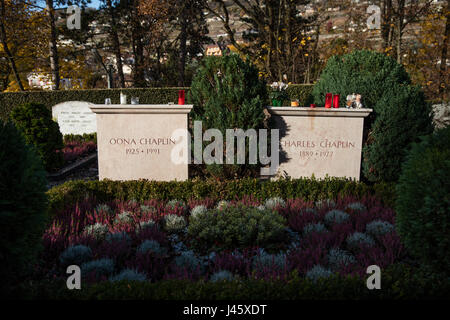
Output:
[[205, 0, 319, 83], [0, 0, 45, 91]]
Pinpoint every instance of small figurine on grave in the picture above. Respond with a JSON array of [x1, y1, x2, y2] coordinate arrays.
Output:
[[346, 93, 356, 108], [345, 93, 364, 109], [354, 94, 363, 109]]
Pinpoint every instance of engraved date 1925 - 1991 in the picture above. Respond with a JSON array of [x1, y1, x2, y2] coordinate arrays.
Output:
[[125, 148, 160, 155], [299, 150, 333, 158]]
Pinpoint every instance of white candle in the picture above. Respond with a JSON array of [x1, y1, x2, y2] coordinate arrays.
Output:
[[120, 92, 127, 104]]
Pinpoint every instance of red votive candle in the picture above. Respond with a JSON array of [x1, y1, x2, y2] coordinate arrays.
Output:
[[310, 104, 316, 108], [178, 90, 185, 105], [333, 94, 340, 108], [325, 93, 332, 108]]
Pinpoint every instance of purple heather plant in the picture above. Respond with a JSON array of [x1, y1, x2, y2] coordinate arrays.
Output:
[[41, 196, 404, 284]]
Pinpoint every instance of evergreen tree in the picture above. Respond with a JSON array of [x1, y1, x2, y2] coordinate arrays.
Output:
[[189, 54, 269, 178]]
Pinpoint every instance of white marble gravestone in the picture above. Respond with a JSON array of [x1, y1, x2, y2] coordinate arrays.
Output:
[[52, 101, 97, 135]]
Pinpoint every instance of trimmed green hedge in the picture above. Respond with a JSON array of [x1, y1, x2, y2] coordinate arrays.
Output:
[[20, 264, 450, 300], [0, 88, 188, 121], [46, 177, 396, 216], [0, 85, 313, 121], [286, 84, 314, 105]]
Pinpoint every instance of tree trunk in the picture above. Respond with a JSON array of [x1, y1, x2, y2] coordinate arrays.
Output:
[[1, 63, 11, 91], [131, 3, 145, 87], [381, 0, 393, 50], [46, 0, 59, 90], [267, 3, 273, 79], [396, 19, 402, 63], [106, 0, 125, 88], [396, 0, 405, 64], [439, 0, 450, 96], [0, 0, 24, 91], [178, 13, 187, 87]]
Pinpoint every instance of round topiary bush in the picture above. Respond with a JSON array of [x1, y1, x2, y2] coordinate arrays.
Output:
[[312, 50, 433, 182], [0, 121, 48, 294], [312, 50, 410, 110], [362, 85, 433, 182], [396, 126, 450, 274], [10, 102, 64, 171], [189, 53, 269, 178]]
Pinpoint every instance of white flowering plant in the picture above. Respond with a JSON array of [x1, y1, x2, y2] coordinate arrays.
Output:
[[269, 81, 289, 103]]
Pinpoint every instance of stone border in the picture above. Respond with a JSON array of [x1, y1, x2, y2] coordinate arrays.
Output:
[[47, 153, 98, 181], [90, 104, 193, 114], [267, 107, 373, 118]]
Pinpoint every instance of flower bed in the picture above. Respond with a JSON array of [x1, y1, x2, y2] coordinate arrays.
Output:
[[39, 196, 405, 285], [62, 140, 97, 164]]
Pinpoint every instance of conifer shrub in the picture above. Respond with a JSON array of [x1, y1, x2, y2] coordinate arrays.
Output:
[[190, 205, 208, 219], [136, 220, 156, 234], [163, 214, 187, 233], [312, 50, 433, 182], [302, 223, 328, 236], [396, 126, 450, 274], [346, 232, 375, 251], [327, 248, 356, 271], [305, 265, 334, 282], [137, 240, 167, 256], [366, 220, 395, 238], [264, 197, 286, 210], [81, 258, 115, 280], [174, 250, 203, 273], [362, 85, 433, 182], [0, 121, 48, 294], [312, 50, 410, 110], [10, 102, 64, 171], [209, 270, 235, 283], [83, 223, 109, 240], [252, 249, 287, 272], [187, 206, 287, 252], [324, 210, 350, 226], [189, 54, 269, 178], [59, 245, 93, 268], [109, 269, 146, 282]]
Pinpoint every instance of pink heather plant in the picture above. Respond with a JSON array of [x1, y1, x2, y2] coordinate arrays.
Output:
[[62, 141, 96, 163], [40, 195, 405, 284]]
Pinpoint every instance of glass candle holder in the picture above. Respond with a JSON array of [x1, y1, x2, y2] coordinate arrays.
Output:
[[332, 94, 340, 108], [120, 93, 127, 104], [178, 90, 185, 105], [325, 93, 332, 108], [131, 97, 139, 105]]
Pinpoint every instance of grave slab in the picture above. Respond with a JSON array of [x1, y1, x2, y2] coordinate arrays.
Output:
[[90, 104, 192, 181], [267, 107, 372, 181]]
